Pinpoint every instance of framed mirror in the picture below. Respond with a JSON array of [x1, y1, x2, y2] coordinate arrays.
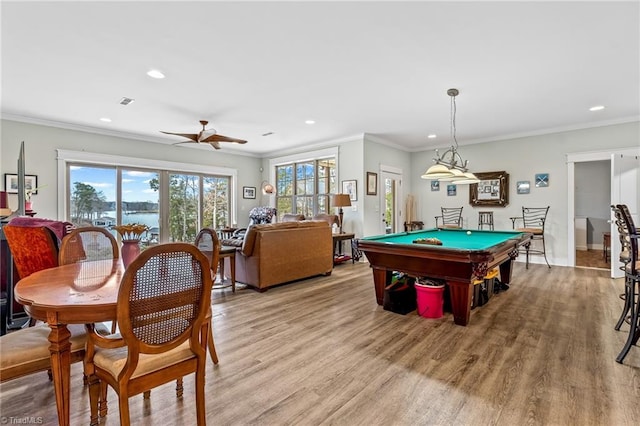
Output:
[[469, 171, 509, 207]]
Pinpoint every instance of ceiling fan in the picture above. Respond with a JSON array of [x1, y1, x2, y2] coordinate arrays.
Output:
[[161, 120, 247, 150]]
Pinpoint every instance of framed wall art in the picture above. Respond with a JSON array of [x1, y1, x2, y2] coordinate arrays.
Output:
[[447, 184, 457, 196], [342, 180, 357, 201], [535, 173, 549, 187], [469, 171, 509, 207], [243, 186, 256, 199], [366, 172, 377, 195], [5, 174, 38, 194], [431, 180, 440, 191], [516, 181, 530, 194]]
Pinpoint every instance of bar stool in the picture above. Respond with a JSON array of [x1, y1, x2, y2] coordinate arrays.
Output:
[[603, 232, 611, 263], [478, 211, 494, 230]]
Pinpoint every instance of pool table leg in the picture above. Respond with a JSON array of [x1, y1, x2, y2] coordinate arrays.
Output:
[[372, 267, 392, 305], [448, 279, 473, 326]]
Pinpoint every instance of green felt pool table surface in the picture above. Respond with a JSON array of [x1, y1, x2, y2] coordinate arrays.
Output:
[[360, 228, 528, 251]]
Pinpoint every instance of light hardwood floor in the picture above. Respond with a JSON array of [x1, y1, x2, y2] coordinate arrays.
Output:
[[1, 261, 639, 425]]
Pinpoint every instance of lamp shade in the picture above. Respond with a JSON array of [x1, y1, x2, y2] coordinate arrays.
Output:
[[332, 194, 352, 207], [421, 164, 455, 179], [437, 168, 466, 182], [261, 181, 274, 194]]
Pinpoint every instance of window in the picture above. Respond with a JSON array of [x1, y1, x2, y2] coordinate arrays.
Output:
[[64, 155, 233, 244], [275, 157, 336, 219]]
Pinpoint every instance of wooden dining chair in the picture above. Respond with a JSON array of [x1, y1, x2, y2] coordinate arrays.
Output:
[[194, 228, 222, 364], [59, 226, 119, 266], [84, 243, 213, 426], [59, 226, 120, 333]]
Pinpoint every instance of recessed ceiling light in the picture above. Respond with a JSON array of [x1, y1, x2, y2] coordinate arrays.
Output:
[[147, 69, 165, 79], [589, 105, 605, 111], [99, 117, 112, 123], [427, 134, 437, 139], [305, 120, 315, 125]]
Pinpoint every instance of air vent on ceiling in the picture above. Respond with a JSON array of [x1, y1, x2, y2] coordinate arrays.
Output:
[[119, 97, 135, 106]]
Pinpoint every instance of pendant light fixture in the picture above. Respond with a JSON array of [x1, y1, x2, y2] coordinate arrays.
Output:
[[421, 89, 480, 184]]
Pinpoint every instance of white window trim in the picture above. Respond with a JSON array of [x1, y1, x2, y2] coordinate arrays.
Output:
[[56, 149, 239, 225]]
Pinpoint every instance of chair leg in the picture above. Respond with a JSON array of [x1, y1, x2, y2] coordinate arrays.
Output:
[[88, 375, 100, 426], [99, 381, 108, 417], [118, 392, 131, 426], [616, 278, 640, 363], [195, 363, 206, 426], [176, 377, 184, 398], [615, 276, 633, 331], [541, 235, 551, 268], [208, 326, 219, 365]]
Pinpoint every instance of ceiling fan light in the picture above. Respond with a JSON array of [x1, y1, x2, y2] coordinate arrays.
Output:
[[421, 164, 454, 179]]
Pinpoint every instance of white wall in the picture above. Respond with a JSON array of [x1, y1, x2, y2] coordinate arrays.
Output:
[[1, 119, 263, 225], [410, 121, 639, 266]]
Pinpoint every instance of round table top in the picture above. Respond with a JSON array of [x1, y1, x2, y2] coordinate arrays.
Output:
[[14, 259, 123, 324]]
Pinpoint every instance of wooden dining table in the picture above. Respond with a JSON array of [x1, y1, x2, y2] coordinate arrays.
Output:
[[13, 259, 123, 426]]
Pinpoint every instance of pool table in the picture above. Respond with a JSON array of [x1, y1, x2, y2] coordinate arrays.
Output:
[[357, 228, 532, 326]]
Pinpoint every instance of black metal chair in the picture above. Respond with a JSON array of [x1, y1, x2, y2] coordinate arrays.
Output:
[[478, 211, 494, 230], [513, 207, 551, 269], [435, 207, 463, 229], [615, 204, 640, 364], [611, 205, 633, 331]]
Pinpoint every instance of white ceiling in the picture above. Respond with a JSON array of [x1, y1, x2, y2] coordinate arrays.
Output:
[[2, 1, 639, 156]]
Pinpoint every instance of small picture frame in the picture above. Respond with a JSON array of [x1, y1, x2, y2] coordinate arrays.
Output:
[[447, 184, 457, 196], [535, 173, 549, 188], [516, 181, 530, 194], [243, 186, 256, 199], [342, 180, 357, 201], [4, 174, 38, 194], [431, 180, 440, 191], [366, 172, 377, 195]]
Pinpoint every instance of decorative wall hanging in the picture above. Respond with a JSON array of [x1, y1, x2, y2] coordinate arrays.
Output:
[[243, 186, 256, 199], [366, 172, 378, 195], [342, 180, 357, 201], [516, 181, 530, 194], [431, 180, 440, 191], [447, 184, 457, 196], [535, 173, 549, 187], [469, 171, 509, 207]]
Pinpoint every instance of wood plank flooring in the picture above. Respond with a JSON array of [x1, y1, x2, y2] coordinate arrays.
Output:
[[1, 261, 639, 425]]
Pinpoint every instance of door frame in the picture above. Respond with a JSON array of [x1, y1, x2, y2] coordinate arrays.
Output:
[[566, 147, 640, 276], [378, 165, 403, 235]]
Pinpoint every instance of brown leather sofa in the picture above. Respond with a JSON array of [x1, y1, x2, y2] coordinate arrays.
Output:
[[229, 221, 333, 291]]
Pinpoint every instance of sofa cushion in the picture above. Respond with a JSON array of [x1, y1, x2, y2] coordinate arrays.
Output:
[[281, 213, 306, 222]]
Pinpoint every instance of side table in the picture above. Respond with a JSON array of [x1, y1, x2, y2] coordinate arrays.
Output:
[[215, 246, 237, 292], [332, 233, 359, 264]]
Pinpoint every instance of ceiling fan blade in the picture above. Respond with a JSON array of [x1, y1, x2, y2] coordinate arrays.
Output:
[[202, 134, 247, 144], [160, 131, 199, 142], [172, 140, 198, 146]]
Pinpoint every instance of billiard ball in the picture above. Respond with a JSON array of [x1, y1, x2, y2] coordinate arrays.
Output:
[[467, 231, 472, 235]]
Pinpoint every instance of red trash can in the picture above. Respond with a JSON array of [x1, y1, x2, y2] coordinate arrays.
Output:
[[415, 281, 445, 319]]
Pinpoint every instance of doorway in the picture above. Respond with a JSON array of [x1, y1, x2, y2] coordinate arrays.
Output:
[[574, 160, 610, 269], [567, 148, 640, 277], [379, 166, 403, 235]]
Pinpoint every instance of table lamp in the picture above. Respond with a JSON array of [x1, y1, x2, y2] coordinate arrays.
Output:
[[332, 194, 352, 233]]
